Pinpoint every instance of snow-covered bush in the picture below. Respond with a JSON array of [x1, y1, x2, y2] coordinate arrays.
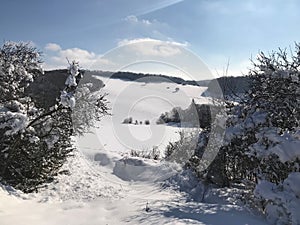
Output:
[[196, 44, 300, 186], [0, 42, 74, 192], [0, 42, 110, 192], [220, 44, 299, 223], [165, 43, 299, 224], [230, 46, 299, 180], [0, 42, 43, 101]]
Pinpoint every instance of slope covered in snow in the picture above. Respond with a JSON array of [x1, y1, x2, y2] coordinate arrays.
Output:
[[0, 78, 268, 225], [86, 77, 211, 155], [0, 145, 267, 225]]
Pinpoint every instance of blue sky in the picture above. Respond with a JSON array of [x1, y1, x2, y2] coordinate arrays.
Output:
[[1, 0, 300, 79]]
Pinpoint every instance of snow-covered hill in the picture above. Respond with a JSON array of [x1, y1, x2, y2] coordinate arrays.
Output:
[[0, 77, 268, 225], [82, 77, 211, 155]]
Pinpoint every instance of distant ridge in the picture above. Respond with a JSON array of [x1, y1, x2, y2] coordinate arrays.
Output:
[[86, 70, 211, 87], [26, 69, 211, 108]]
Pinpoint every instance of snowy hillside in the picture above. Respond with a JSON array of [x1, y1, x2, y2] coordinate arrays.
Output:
[[0, 77, 268, 225], [79, 77, 211, 155]]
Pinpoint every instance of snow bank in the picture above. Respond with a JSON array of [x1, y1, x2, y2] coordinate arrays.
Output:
[[254, 172, 300, 225], [0, 183, 28, 200], [113, 157, 180, 182], [37, 150, 124, 202]]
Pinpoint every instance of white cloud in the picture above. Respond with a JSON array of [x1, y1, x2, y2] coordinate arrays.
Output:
[[111, 37, 213, 80], [43, 43, 114, 70], [118, 38, 187, 47], [43, 39, 191, 74], [45, 43, 61, 52], [42, 40, 214, 80], [117, 38, 189, 57]]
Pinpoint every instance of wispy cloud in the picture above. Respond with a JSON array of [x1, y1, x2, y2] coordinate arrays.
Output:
[[122, 14, 171, 41], [124, 15, 152, 25], [136, 0, 185, 16]]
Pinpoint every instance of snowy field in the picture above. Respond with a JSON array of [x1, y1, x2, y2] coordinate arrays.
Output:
[[0, 77, 268, 225], [83, 77, 212, 155]]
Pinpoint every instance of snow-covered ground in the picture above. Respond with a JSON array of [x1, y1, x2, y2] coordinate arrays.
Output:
[[0, 78, 268, 225], [0, 148, 267, 225], [0, 147, 267, 225], [90, 78, 211, 155]]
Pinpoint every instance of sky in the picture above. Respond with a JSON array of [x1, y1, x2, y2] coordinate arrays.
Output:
[[1, 0, 300, 80]]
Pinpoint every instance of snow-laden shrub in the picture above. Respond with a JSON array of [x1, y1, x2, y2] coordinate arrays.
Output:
[[0, 42, 43, 101], [0, 42, 74, 192], [164, 43, 299, 224], [0, 42, 109, 192], [212, 44, 300, 184], [221, 44, 300, 224]]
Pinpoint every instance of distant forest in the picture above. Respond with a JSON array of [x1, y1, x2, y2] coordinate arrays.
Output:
[[86, 70, 211, 86], [88, 70, 251, 98]]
